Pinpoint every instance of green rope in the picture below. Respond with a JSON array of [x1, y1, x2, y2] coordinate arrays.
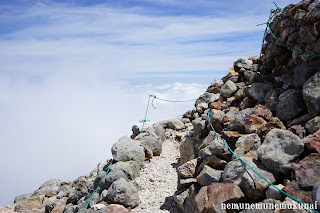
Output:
[[150, 94, 197, 109], [266, 22, 320, 57], [85, 162, 113, 210], [207, 110, 318, 213]]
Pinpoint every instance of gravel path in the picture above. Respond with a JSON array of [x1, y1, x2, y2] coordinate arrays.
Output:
[[131, 136, 181, 213]]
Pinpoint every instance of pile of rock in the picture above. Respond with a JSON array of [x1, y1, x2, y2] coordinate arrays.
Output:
[[173, 24, 320, 212], [6, 124, 168, 213]]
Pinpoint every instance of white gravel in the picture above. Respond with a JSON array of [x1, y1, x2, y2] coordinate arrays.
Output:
[[131, 135, 181, 213]]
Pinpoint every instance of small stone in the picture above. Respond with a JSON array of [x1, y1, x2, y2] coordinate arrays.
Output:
[[266, 184, 285, 201]]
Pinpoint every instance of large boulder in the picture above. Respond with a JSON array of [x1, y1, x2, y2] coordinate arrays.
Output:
[[192, 118, 208, 141], [276, 89, 307, 123], [33, 179, 61, 197], [111, 136, 145, 166], [109, 161, 140, 180], [257, 129, 304, 174], [303, 72, 320, 117], [222, 157, 277, 200], [139, 136, 162, 156], [106, 178, 140, 208]]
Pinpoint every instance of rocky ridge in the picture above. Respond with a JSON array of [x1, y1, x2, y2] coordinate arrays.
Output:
[[1, 0, 320, 213]]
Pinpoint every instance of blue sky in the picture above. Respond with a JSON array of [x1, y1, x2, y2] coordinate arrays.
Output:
[[0, 0, 300, 206]]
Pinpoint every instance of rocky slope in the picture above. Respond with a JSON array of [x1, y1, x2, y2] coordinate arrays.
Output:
[[1, 0, 320, 213]]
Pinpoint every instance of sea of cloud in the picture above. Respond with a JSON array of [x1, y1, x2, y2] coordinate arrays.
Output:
[[0, 74, 212, 206]]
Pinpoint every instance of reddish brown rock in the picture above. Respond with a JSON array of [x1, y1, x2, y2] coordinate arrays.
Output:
[[210, 101, 222, 110], [227, 96, 236, 105], [251, 104, 273, 121], [243, 115, 267, 135], [260, 117, 286, 139], [283, 181, 313, 204], [191, 180, 244, 213], [292, 153, 320, 190], [289, 125, 306, 139], [103, 204, 129, 213], [302, 130, 320, 153], [221, 131, 243, 147]]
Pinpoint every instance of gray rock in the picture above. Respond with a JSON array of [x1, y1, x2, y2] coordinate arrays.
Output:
[[303, 72, 320, 117], [106, 178, 140, 208], [173, 189, 189, 212], [56, 184, 72, 199], [68, 177, 90, 204], [167, 118, 185, 130], [223, 158, 277, 200], [199, 138, 231, 161], [195, 92, 220, 105], [196, 165, 223, 186], [257, 129, 304, 174], [305, 116, 320, 134], [140, 136, 162, 156], [233, 57, 254, 70], [228, 108, 255, 133], [266, 184, 285, 201], [111, 136, 145, 167], [211, 79, 224, 87], [207, 109, 225, 132], [220, 80, 238, 98], [192, 117, 208, 141], [154, 125, 166, 142], [276, 89, 307, 123], [110, 161, 140, 180], [233, 134, 261, 160], [265, 88, 282, 113], [312, 180, 320, 210], [14, 193, 32, 203], [98, 170, 128, 190], [248, 83, 273, 103], [293, 65, 320, 88], [196, 102, 208, 114], [180, 136, 197, 165], [33, 180, 61, 198]]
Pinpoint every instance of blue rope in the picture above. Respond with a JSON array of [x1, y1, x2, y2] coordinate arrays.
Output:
[[207, 110, 318, 213]]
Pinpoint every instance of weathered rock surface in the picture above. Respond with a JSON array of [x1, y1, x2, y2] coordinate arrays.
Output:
[[106, 178, 140, 208], [196, 165, 222, 186], [303, 72, 320, 117], [233, 133, 261, 160], [177, 158, 199, 178], [305, 116, 320, 134], [257, 129, 304, 173], [110, 161, 140, 180], [111, 136, 145, 166], [249, 83, 273, 103], [139, 136, 162, 156], [167, 118, 186, 130], [220, 80, 238, 98], [302, 130, 320, 153]]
